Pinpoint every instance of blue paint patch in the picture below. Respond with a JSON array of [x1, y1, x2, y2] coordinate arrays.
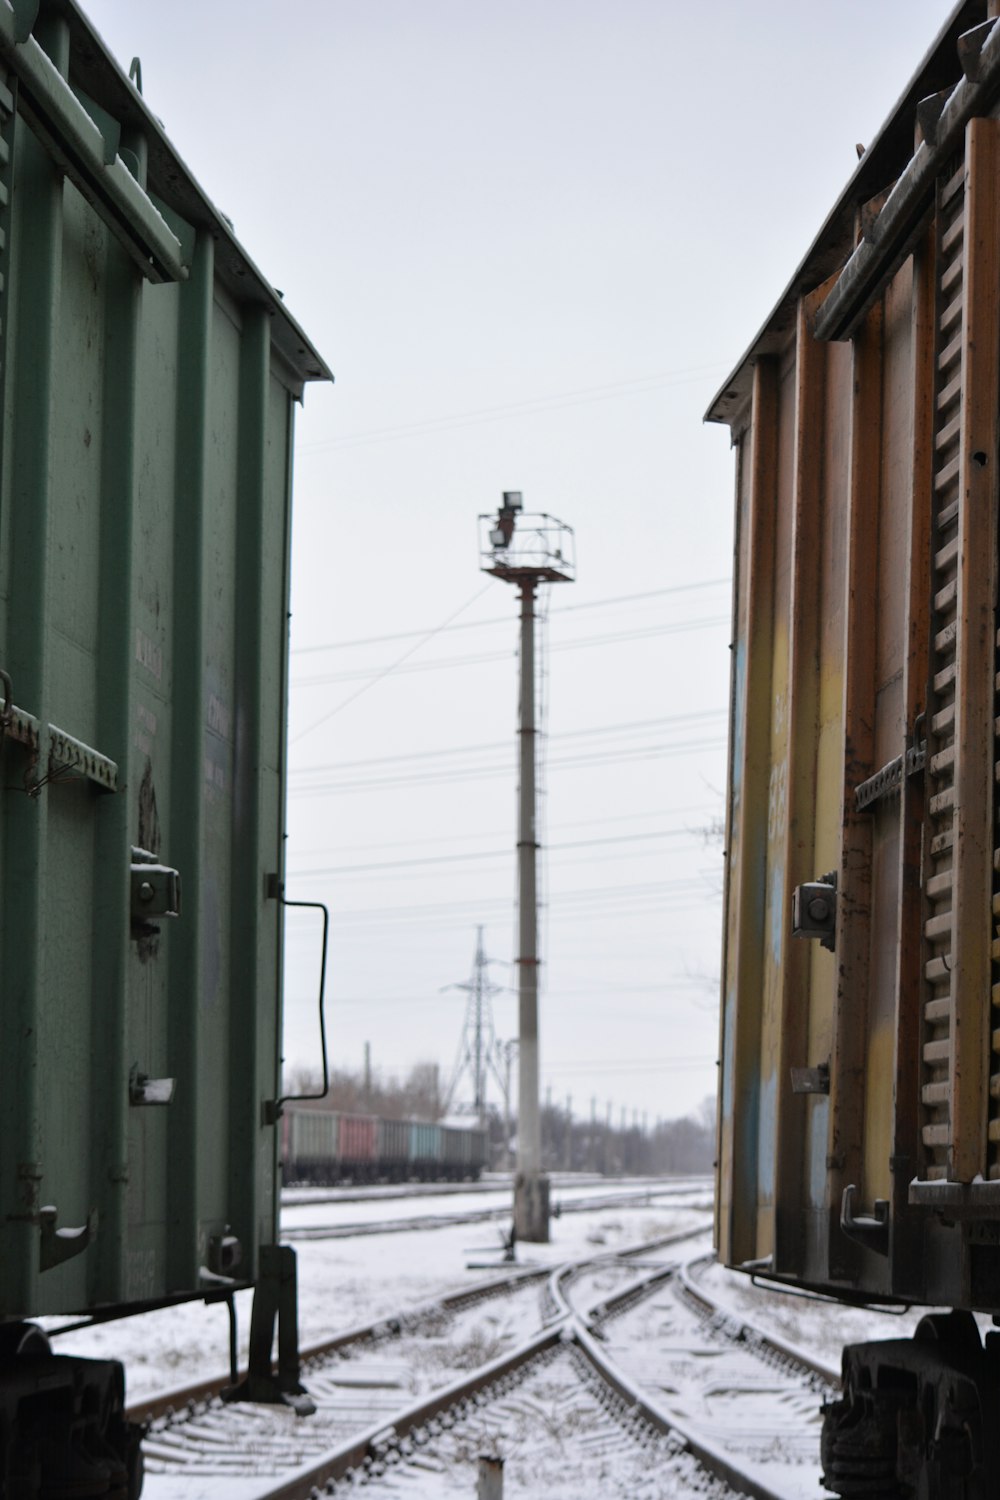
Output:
[[757, 1070, 776, 1203], [808, 1098, 830, 1210], [730, 642, 746, 810], [769, 864, 784, 963], [721, 987, 736, 1120]]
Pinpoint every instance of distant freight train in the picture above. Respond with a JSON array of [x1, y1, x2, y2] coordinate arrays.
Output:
[[281, 1107, 490, 1185]]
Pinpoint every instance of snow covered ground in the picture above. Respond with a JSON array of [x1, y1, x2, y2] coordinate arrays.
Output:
[[38, 1179, 969, 1499], [45, 1183, 712, 1404]]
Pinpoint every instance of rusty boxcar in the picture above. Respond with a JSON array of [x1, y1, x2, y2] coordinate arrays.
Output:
[[711, 1, 1000, 1491]]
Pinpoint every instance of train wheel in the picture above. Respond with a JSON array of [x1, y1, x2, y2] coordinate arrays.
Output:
[[821, 1320, 1000, 1499], [0, 1345, 144, 1500], [820, 1381, 907, 1497]]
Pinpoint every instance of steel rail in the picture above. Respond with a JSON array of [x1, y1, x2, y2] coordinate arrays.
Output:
[[248, 1239, 794, 1500], [282, 1184, 713, 1241], [570, 1320, 788, 1500], [281, 1173, 711, 1208], [675, 1253, 840, 1389], [561, 1250, 836, 1500], [189, 1232, 785, 1500], [127, 1261, 550, 1425], [130, 1222, 711, 1424]]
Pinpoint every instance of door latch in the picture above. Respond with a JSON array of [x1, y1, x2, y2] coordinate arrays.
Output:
[[130, 846, 181, 927], [792, 871, 837, 951]]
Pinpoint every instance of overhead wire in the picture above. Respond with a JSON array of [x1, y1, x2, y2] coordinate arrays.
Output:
[[288, 735, 726, 797], [292, 615, 730, 688], [287, 825, 710, 880], [290, 577, 731, 655], [290, 709, 725, 778], [286, 798, 722, 859], [296, 361, 729, 456], [289, 581, 493, 746]]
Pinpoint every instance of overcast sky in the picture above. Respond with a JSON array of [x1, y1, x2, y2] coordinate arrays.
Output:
[[86, 0, 953, 1131]]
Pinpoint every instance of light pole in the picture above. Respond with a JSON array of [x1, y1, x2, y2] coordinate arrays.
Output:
[[479, 493, 575, 1243]]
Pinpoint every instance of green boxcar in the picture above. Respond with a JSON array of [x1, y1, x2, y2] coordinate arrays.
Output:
[[288, 1109, 340, 1184], [408, 1120, 442, 1178], [0, 0, 329, 1336]]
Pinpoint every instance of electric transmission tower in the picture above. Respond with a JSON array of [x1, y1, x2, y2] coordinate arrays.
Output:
[[443, 926, 506, 1123]]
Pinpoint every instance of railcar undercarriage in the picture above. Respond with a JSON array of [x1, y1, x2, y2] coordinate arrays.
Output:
[[0, 1326, 144, 1499], [821, 1314, 1000, 1498]]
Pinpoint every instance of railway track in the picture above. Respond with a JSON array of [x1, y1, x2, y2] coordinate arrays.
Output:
[[281, 1174, 712, 1208], [280, 1183, 714, 1242], [131, 1230, 832, 1500]]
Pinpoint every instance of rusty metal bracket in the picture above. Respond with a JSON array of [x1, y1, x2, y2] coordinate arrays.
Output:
[[855, 737, 926, 812], [39, 1205, 97, 1272], [0, 673, 118, 791], [791, 1063, 830, 1095], [841, 1185, 890, 1257]]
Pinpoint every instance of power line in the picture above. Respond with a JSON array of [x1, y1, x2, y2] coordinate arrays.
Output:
[[290, 709, 723, 777], [290, 976, 719, 1008], [290, 582, 493, 746], [286, 799, 721, 860], [291, 615, 729, 688], [542, 1057, 716, 1076], [290, 577, 732, 655], [287, 825, 708, 879], [284, 875, 718, 928], [297, 362, 729, 456], [287, 734, 726, 797]]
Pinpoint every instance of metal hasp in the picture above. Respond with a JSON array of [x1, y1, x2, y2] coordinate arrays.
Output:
[[221, 1244, 315, 1415], [129, 845, 180, 926], [39, 1206, 97, 1273], [840, 1184, 889, 1257], [791, 871, 837, 951], [127, 1066, 175, 1106], [479, 493, 575, 1244]]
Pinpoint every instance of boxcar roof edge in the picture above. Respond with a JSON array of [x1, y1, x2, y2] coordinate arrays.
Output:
[[45, 0, 333, 394], [705, 0, 982, 433]]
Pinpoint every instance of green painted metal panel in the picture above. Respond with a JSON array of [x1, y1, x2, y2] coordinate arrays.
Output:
[[0, 0, 330, 1320]]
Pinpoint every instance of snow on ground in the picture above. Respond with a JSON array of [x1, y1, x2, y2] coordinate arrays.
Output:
[[697, 1259, 954, 1377], [45, 1185, 712, 1404], [43, 1181, 977, 1499], [281, 1178, 710, 1231]]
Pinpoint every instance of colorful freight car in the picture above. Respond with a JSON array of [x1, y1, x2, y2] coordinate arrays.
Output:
[[0, 1, 330, 1491], [282, 1107, 488, 1184], [709, 1, 1000, 1492]]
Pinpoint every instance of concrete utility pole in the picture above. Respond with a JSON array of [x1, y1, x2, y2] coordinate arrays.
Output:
[[479, 493, 575, 1243], [501, 1039, 518, 1170]]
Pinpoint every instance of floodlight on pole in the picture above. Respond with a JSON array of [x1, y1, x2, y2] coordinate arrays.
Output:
[[478, 491, 575, 1244]]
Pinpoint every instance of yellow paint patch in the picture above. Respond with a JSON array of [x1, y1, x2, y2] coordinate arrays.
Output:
[[862, 1023, 895, 1201]]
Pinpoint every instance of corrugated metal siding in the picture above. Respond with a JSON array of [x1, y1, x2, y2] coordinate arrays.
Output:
[[0, 10, 327, 1320], [409, 1122, 442, 1163], [290, 1110, 338, 1166], [339, 1116, 377, 1165], [379, 1119, 409, 1165]]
